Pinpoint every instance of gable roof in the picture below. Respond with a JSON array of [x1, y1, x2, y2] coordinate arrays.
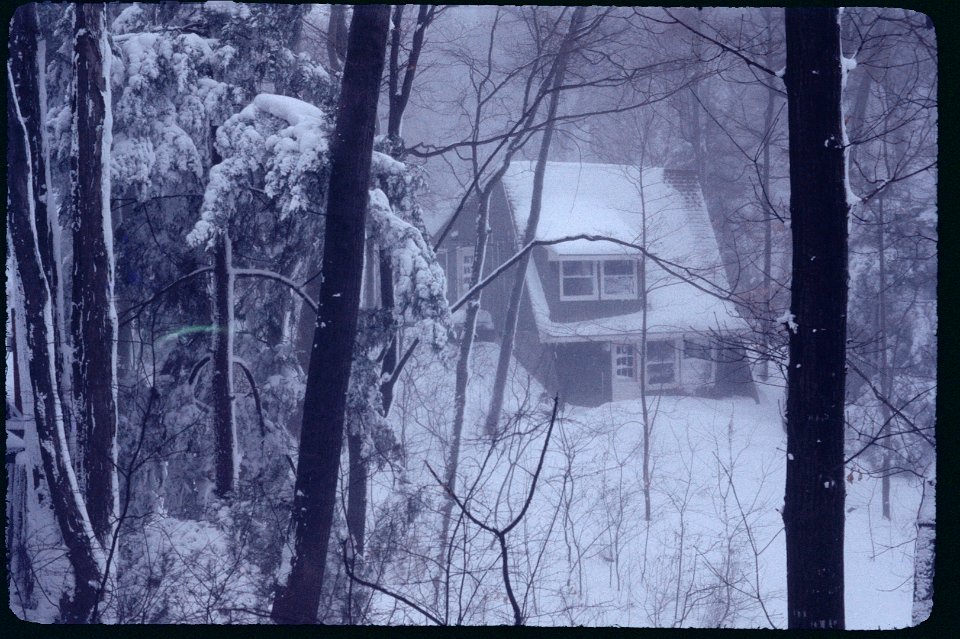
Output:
[[501, 162, 719, 265], [498, 161, 749, 340]]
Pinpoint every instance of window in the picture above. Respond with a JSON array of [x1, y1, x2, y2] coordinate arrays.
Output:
[[600, 260, 637, 299], [683, 337, 713, 361], [683, 336, 715, 385], [460, 246, 475, 285], [646, 339, 677, 386], [456, 246, 475, 298], [560, 260, 597, 300], [614, 344, 635, 379], [560, 259, 638, 301]]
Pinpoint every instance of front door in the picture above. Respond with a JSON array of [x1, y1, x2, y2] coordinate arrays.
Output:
[[611, 343, 640, 402]]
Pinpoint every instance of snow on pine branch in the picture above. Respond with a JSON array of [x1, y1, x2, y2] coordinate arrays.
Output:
[[368, 188, 451, 350], [187, 93, 333, 249], [108, 13, 244, 198]]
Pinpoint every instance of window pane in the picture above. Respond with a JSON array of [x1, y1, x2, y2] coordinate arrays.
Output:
[[647, 340, 675, 363], [614, 345, 635, 378], [603, 260, 633, 275], [684, 338, 712, 360], [647, 363, 675, 385], [563, 276, 595, 297], [600, 260, 636, 297], [562, 261, 594, 276], [603, 275, 636, 296]]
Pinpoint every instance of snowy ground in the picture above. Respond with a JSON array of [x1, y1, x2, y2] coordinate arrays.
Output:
[[376, 342, 923, 628], [6, 342, 923, 626]]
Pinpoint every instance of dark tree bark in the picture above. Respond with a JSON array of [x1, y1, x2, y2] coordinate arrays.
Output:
[[70, 2, 119, 551], [344, 3, 437, 566], [271, 5, 391, 624], [211, 232, 237, 497], [782, 7, 848, 630], [208, 137, 238, 498], [386, 5, 432, 143], [8, 17, 105, 621], [327, 4, 349, 74], [10, 2, 74, 449], [484, 6, 585, 437]]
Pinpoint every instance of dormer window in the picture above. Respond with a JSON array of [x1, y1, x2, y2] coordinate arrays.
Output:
[[560, 260, 597, 300], [600, 260, 637, 299], [559, 258, 638, 301]]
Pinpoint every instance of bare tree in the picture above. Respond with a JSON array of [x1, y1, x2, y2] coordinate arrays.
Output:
[[208, 139, 238, 498], [483, 7, 586, 437], [7, 4, 107, 621], [271, 5, 392, 624], [344, 3, 442, 564], [8, 1, 73, 442], [70, 1, 119, 556], [327, 5, 349, 74], [782, 7, 848, 630], [911, 460, 934, 625]]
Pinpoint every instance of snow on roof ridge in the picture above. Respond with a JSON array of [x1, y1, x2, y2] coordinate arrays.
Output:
[[500, 160, 712, 259]]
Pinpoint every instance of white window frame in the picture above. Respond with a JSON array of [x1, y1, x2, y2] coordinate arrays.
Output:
[[683, 336, 716, 384], [613, 343, 636, 380], [458, 246, 475, 297], [559, 257, 640, 301], [559, 260, 598, 301], [599, 259, 638, 300], [644, 338, 680, 389]]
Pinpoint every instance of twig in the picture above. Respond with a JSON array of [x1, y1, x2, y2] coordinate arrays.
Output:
[[340, 538, 444, 625], [426, 395, 560, 625], [119, 267, 212, 327], [233, 268, 318, 314], [233, 358, 267, 437]]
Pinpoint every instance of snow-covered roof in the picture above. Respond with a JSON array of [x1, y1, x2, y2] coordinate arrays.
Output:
[[522, 260, 748, 341], [500, 161, 749, 340], [501, 161, 719, 265]]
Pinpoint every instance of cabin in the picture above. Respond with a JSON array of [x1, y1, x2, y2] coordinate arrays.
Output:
[[436, 161, 756, 407]]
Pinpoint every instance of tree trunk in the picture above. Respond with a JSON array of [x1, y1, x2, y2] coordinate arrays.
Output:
[[877, 194, 892, 520], [10, 2, 74, 455], [10, 304, 25, 414], [638, 158, 652, 523], [271, 5, 391, 624], [911, 461, 935, 625], [435, 190, 493, 609], [687, 9, 707, 188], [327, 4, 349, 75], [211, 232, 238, 498], [386, 5, 430, 143], [782, 7, 848, 630], [345, 4, 434, 567], [70, 2, 119, 551], [484, 6, 585, 437], [759, 10, 778, 382], [8, 29, 105, 621]]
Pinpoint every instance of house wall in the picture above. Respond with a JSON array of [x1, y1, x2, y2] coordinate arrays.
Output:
[[553, 341, 610, 406], [437, 185, 518, 338], [532, 248, 647, 323], [713, 343, 758, 400]]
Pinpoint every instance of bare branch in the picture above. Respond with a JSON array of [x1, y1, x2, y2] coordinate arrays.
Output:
[[340, 538, 444, 625], [655, 8, 781, 79], [233, 268, 318, 314], [119, 267, 212, 327]]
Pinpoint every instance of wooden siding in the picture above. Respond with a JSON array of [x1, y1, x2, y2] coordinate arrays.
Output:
[[553, 341, 610, 406]]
